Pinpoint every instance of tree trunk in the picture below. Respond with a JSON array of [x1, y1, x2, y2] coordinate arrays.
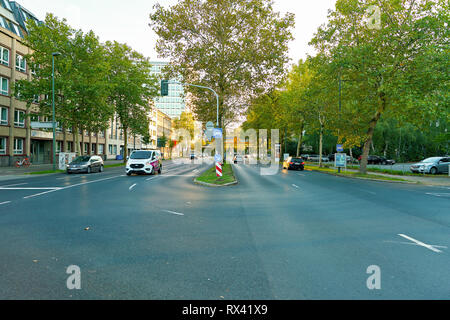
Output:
[[74, 125, 81, 156], [319, 126, 323, 168], [123, 127, 128, 164], [296, 122, 304, 157], [360, 92, 386, 174]]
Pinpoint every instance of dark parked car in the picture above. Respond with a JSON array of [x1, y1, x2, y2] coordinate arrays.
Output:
[[358, 155, 395, 165], [410, 157, 450, 174], [67, 155, 104, 174], [283, 157, 305, 171]]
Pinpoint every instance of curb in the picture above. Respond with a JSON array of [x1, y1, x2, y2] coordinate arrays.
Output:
[[308, 169, 420, 185]]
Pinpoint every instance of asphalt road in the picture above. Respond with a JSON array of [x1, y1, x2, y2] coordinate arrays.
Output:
[[0, 160, 449, 299]]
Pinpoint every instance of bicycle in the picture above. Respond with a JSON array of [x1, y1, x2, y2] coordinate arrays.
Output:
[[15, 157, 31, 168]]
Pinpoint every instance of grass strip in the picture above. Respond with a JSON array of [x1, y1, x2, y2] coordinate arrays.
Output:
[[196, 163, 236, 185], [305, 165, 409, 182]]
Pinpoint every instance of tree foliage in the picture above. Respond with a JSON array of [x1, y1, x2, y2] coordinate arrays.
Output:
[[150, 0, 295, 127]]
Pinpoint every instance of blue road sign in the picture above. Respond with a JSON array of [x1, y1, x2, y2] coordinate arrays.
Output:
[[337, 144, 344, 152], [213, 128, 223, 139], [215, 154, 222, 163]]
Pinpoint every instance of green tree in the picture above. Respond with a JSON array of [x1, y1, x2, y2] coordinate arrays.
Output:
[[173, 111, 195, 140], [105, 41, 159, 162], [18, 14, 113, 155], [310, 0, 448, 173], [150, 0, 295, 128]]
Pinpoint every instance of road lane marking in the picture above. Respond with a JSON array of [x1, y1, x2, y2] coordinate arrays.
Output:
[[0, 187, 61, 190], [297, 173, 305, 177], [23, 175, 123, 199], [0, 201, 11, 205], [292, 184, 301, 189], [0, 183, 28, 188], [361, 189, 376, 195], [426, 193, 450, 198], [162, 210, 184, 216], [398, 234, 444, 253], [384, 241, 447, 249], [129, 184, 137, 191]]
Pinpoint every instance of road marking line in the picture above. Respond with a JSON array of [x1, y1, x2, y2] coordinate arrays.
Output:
[[0, 201, 11, 205], [0, 187, 61, 190], [24, 190, 59, 199], [292, 184, 300, 189], [426, 193, 450, 198], [0, 183, 28, 188], [162, 210, 184, 216], [361, 189, 376, 195], [297, 173, 305, 177], [129, 184, 137, 191], [398, 234, 444, 253], [24, 175, 123, 199], [384, 241, 447, 249]]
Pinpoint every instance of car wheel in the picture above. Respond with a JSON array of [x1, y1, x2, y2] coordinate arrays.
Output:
[[430, 167, 438, 175], [126, 172, 132, 176], [67, 170, 72, 175], [158, 166, 162, 174]]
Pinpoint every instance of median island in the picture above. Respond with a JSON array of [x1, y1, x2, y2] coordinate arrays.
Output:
[[195, 163, 237, 186]]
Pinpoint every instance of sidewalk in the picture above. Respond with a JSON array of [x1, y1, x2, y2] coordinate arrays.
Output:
[[0, 160, 124, 178], [306, 164, 450, 186]]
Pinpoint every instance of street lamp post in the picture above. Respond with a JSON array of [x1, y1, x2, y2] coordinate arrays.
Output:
[[52, 52, 61, 171]]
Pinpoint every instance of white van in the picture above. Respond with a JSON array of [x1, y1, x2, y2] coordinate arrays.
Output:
[[126, 150, 162, 176]]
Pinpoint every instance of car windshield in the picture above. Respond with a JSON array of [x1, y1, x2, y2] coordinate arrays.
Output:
[[292, 158, 303, 162], [71, 156, 90, 164], [421, 157, 441, 163], [130, 151, 153, 160]]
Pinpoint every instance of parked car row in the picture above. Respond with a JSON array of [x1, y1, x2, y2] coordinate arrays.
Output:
[[357, 155, 396, 165]]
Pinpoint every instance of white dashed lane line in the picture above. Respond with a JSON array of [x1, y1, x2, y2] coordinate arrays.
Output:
[[162, 210, 185, 216], [0, 201, 11, 206], [129, 184, 137, 191]]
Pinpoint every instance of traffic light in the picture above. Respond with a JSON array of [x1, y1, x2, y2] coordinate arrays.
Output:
[[161, 80, 169, 96]]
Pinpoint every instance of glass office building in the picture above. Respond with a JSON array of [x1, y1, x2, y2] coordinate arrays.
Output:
[[150, 61, 186, 119]]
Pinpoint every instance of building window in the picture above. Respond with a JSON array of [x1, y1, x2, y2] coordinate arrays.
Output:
[[14, 138, 23, 155], [0, 46, 9, 66], [98, 144, 104, 155], [84, 143, 89, 154], [14, 110, 25, 128], [33, 94, 39, 103], [0, 137, 6, 154], [0, 77, 8, 95], [67, 141, 73, 152], [91, 144, 96, 154], [0, 106, 7, 125], [16, 54, 26, 73], [56, 141, 63, 153]]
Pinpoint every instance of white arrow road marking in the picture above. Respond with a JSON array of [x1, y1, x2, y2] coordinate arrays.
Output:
[[0, 201, 11, 206], [398, 234, 444, 253], [162, 210, 184, 216], [129, 184, 137, 191]]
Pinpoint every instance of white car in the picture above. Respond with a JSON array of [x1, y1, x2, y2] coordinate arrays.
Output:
[[126, 150, 162, 176]]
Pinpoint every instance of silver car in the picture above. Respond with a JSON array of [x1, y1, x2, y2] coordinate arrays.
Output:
[[410, 157, 450, 175], [67, 155, 104, 174]]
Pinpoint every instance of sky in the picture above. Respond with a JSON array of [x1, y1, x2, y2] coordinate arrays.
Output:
[[17, 0, 337, 64]]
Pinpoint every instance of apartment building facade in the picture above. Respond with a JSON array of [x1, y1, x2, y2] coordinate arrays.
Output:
[[0, 1, 174, 166], [150, 61, 186, 119]]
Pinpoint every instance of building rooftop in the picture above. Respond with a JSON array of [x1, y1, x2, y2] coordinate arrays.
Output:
[[0, 0, 41, 38]]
